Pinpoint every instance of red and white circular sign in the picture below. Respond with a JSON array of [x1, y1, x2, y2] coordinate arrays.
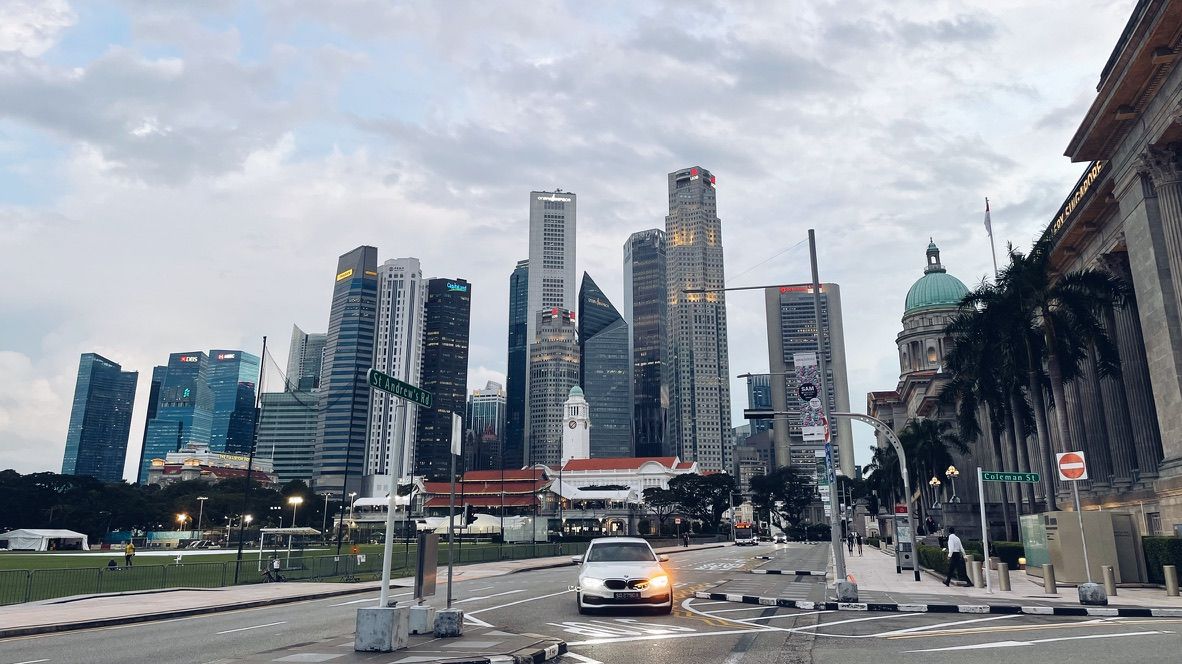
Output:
[[1056, 451, 1088, 481]]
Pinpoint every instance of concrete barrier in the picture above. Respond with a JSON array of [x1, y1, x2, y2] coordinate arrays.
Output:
[[1043, 564, 1057, 594], [1165, 565, 1179, 597], [998, 562, 1011, 591]]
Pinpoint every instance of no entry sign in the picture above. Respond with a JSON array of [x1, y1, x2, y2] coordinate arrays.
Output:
[[1056, 451, 1088, 481]]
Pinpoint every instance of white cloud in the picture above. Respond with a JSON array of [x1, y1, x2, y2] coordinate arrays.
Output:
[[0, 0, 75, 57]]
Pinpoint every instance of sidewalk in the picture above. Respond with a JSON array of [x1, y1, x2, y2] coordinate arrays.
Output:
[[0, 542, 726, 638], [845, 545, 1182, 609]]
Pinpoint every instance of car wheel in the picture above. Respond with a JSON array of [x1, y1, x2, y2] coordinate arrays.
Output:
[[659, 599, 673, 615], [576, 593, 590, 615]]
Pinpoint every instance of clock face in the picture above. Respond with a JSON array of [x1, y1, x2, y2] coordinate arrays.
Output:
[[568, 420, 578, 429]]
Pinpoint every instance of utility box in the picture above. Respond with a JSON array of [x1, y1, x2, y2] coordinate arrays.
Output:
[[893, 511, 915, 573], [1020, 511, 1140, 584]]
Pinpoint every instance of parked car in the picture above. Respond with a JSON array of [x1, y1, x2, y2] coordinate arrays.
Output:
[[572, 537, 673, 615]]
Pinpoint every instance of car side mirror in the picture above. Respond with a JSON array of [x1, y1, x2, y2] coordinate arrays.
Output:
[[658, 555, 669, 562], [571, 556, 583, 564]]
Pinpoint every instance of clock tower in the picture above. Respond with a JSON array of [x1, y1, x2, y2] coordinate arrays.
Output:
[[561, 386, 591, 462]]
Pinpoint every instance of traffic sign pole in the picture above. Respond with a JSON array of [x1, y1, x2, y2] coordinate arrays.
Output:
[[977, 467, 992, 594], [1056, 451, 1093, 584]]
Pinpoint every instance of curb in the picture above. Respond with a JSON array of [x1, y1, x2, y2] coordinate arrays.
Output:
[[0, 584, 385, 640], [749, 569, 826, 576], [692, 591, 1182, 617], [488, 636, 567, 664]]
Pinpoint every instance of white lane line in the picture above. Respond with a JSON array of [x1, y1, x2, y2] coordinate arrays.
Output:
[[564, 654, 604, 664], [12, 659, 51, 664], [741, 613, 920, 629], [467, 589, 573, 615], [328, 592, 411, 607], [567, 627, 775, 646], [874, 614, 1020, 637], [455, 589, 526, 604], [464, 613, 494, 628], [906, 630, 1171, 652], [215, 621, 286, 635], [706, 606, 775, 614]]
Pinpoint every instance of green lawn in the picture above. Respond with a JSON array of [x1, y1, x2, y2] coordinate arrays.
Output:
[[0, 541, 581, 606]]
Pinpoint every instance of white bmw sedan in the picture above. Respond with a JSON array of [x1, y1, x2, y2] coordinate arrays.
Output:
[[572, 537, 672, 614]]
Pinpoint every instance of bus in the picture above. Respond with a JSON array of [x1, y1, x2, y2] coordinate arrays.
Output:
[[734, 522, 757, 546]]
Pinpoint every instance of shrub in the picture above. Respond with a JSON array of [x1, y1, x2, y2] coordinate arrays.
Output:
[[918, 544, 949, 575], [865, 536, 880, 548], [1144, 537, 1182, 585], [991, 541, 1025, 568]]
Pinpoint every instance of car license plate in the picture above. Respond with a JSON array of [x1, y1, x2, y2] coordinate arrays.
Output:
[[615, 591, 640, 600]]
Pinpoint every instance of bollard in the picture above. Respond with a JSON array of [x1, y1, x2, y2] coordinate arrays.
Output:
[[972, 560, 985, 588], [998, 562, 1011, 591], [1102, 565, 1117, 596], [1166, 565, 1180, 597], [1043, 563, 1057, 594]]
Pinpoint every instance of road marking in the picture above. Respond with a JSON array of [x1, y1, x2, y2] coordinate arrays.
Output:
[[563, 654, 604, 664], [707, 606, 775, 614], [327, 592, 411, 607], [873, 614, 1020, 636], [567, 626, 775, 646], [12, 659, 51, 664], [464, 613, 494, 627], [215, 621, 286, 635], [467, 588, 572, 615], [887, 618, 1149, 639], [905, 630, 1171, 652], [746, 613, 921, 629], [456, 589, 526, 604]]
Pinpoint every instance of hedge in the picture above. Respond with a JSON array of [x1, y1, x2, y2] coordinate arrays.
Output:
[[990, 541, 1024, 568], [865, 536, 880, 548], [1144, 537, 1182, 585], [918, 544, 950, 575]]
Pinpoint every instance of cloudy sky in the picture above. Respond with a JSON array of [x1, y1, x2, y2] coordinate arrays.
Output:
[[0, 0, 1132, 480]]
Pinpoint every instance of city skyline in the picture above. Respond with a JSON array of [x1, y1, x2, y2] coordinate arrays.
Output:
[[0, 2, 1132, 479]]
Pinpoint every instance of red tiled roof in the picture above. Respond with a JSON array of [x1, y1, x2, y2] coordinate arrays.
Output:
[[675, 462, 694, 470], [421, 480, 548, 495], [424, 495, 538, 508], [561, 457, 681, 471], [463, 469, 543, 482]]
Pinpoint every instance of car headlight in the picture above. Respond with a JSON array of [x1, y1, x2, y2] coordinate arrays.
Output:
[[581, 577, 605, 589], [649, 575, 669, 588]]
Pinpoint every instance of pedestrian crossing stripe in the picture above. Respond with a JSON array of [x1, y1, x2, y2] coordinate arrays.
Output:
[[691, 591, 1182, 617], [749, 569, 826, 576]]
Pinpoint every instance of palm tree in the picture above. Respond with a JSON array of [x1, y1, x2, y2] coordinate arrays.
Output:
[[898, 418, 969, 526], [996, 239, 1128, 507]]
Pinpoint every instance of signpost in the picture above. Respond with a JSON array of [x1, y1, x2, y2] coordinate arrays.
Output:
[[1057, 451, 1093, 583], [368, 369, 433, 408], [975, 468, 1042, 593], [981, 471, 1040, 483]]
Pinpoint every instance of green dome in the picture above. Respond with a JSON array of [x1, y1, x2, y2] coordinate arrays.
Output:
[[904, 240, 969, 315], [569, 386, 584, 397]]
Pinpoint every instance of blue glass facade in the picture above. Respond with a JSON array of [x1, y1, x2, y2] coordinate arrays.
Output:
[[62, 353, 138, 483], [504, 259, 529, 469], [414, 278, 472, 480], [579, 273, 633, 458], [135, 365, 166, 484], [207, 349, 260, 454], [313, 246, 379, 496], [140, 352, 213, 483], [746, 374, 772, 435]]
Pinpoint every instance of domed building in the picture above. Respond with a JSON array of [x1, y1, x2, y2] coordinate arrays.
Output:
[[897, 241, 969, 382]]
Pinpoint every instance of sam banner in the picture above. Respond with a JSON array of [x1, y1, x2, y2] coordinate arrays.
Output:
[[793, 351, 825, 443]]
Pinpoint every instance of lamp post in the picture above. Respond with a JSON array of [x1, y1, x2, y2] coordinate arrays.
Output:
[[929, 476, 942, 510], [270, 505, 282, 528], [196, 496, 208, 541], [347, 491, 358, 543], [176, 513, 190, 539], [321, 493, 330, 539], [286, 496, 304, 565], [945, 465, 960, 503]]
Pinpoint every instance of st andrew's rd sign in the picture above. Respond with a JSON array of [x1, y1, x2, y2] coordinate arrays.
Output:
[[367, 369, 433, 408], [981, 471, 1040, 483]]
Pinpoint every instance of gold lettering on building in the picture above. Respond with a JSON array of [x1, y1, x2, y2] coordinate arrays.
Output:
[[1051, 161, 1105, 236]]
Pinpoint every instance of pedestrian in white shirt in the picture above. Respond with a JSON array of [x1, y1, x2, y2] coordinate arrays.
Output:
[[943, 527, 968, 586]]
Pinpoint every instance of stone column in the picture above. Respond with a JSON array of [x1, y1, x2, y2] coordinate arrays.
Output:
[[1082, 348, 1114, 489], [1097, 254, 1142, 488], [1064, 380, 1094, 492]]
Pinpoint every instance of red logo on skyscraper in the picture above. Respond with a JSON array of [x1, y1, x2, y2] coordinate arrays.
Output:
[[690, 167, 699, 176]]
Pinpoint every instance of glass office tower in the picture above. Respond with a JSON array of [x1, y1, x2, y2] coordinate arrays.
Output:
[[207, 350, 260, 454], [578, 273, 633, 458], [140, 351, 213, 483], [62, 353, 138, 482], [414, 278, 472, 480]]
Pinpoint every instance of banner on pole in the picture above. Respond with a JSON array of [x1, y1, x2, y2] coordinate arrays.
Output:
[[793, 351, 825, 443], [451, 413, 462, 456]]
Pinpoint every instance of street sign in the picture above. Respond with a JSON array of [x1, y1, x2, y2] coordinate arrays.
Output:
[[367, 369, 433, 408], [798, 383, 818, 400], [981, 471, 1040, 483], [1057, 451, 1088, 481], [675, 517, 682, 524]]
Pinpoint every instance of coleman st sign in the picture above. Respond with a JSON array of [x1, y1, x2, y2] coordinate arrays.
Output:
[[981, 471, 1040, 483], [367, 369, 433, 408]]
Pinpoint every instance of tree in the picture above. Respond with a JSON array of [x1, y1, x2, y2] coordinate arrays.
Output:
[[641, 487, 679, 533], [667, 473, 735, 533], [749, 466, 815, 532]]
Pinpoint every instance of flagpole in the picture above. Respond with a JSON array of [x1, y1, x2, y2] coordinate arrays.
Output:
[[986, 197, 999, 279]]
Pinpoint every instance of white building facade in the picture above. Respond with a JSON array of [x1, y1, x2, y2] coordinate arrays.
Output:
[[561, 386, 591, 463]]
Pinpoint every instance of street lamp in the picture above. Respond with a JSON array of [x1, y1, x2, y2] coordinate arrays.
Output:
[[929, 476, 942, 510], [945, 465, 961, 503], [321, 493, 331, 539], [176, 513, 190, 534], [348, 492, 358, 543], [196, 496, 208, 541], [270, 505, 283, 527], [288, 495, 304, 527]]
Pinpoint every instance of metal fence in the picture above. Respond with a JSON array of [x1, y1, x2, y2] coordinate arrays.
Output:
[[0, 541, 591, 606]]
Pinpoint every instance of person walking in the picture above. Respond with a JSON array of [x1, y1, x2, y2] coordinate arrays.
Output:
[[846, 532, 854, 554], [682, 531, 689, 547], [855, 531, 863, 556], [943, 527, 968, 586], [123, 542, 135, 567]]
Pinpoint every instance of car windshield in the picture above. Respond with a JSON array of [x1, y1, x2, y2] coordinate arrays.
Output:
[[585, 542, 656, 562]]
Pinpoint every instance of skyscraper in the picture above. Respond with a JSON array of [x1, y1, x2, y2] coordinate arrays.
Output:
[[468, 381, 506, 470], [746, 374, 772, 435], [664, 166, 733, 471], [62, 353, 138, 483], [207, 350, 260, 455], [624, 229, 667, 457], [141, 351, 214, 483], [136, 365, 166, 483], [414, 278, 472, 480], [765, 284, 853, 474], [528, 308, 579, 466], [526, 191, 577, 346], [313, 246, 379, 496], [286, 325, 326, 390], [578, 273, 632, 458], [365, 258, 425, 483], [504, 259, 529, 470]]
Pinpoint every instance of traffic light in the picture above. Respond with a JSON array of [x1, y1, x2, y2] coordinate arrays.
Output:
[[463, 504, 477, 526]]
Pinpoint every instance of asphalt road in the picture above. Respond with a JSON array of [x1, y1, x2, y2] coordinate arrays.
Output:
[[0, 543, 1178, 664]]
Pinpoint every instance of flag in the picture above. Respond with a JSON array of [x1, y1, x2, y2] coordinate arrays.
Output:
[[451, 413, 463, 456], [984, 197, 993, 237]]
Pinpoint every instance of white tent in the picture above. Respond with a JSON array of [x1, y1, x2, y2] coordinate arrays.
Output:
[[0, 529, 90, 551]]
